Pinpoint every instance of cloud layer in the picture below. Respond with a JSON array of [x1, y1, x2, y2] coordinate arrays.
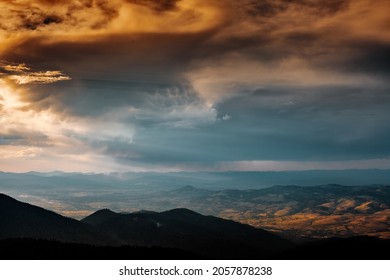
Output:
[[0, 0, 389, 172]]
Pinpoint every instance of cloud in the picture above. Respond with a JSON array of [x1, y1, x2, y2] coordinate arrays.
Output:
[[126, 0, 180, 11], [186, 54, 382, 105], [0, 0, 120, 33], [183, 0, 390, 105], [0, 146, 42, 159], [9, 71, 71, 85], [2, 63, 31, 72], [0, 0, 223, 40], [0, 0, 389, 172], [0, 80, 135, 172], [212, 158, 390, 172], [0, 62, 71, 85], [221, 114, 231, 121]]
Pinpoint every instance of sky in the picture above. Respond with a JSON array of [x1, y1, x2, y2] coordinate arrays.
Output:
[[0, 0, 389, 173]]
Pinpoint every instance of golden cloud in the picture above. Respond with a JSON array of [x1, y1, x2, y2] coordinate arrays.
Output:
[[0, 62, 71, 84], [2, 63, 31, 72], [0, 0, 389, 172], [9, 71, 71, 85]]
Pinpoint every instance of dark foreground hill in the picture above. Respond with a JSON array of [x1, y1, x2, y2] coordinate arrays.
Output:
[[0, 193, 290, 259], [1, 193, 389, 259], [82, 208, 292, 258], [0, 194, 111, 245]]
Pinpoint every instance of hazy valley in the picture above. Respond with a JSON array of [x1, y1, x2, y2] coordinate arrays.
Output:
[[1, 171, 389, 241], [1, 192, 390, 260]]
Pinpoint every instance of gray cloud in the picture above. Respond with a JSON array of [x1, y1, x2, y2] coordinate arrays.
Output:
[[0, 131, 48, 146], [0, 0, 389, 171]]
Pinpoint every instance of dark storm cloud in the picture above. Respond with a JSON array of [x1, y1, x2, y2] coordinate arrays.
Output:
[[126, 0, 180, 11], [2, 31, 211, 76], [339, 41, 390, 76], [2, 0, 387, 87], [0, 0, 121, 32], [23, 80, 203, 119], [109, 84, 390, 164], [1, 30, 213, 117], [243, 0, 349, 18], [212, 85, 390, 159], [0, 5, 59, 32], [1, 0, 389, 171]]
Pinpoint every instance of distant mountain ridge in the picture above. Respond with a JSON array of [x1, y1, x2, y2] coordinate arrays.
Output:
[[2, 169, 390, 190], [169, 185, 214, 197], [1, 193, 390, 260]]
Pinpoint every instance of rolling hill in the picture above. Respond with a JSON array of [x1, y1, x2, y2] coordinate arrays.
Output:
[[0, 193, 111, 245], [81, 207, 292, 258]]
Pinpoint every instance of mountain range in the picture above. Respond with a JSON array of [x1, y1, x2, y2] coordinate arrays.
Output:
[[1, 193, 390, 259], [160, 184, 390, 240], [2, 170, 390, 190], [1, 171, 389, 241], [0, 193, 291, 259], [81, 208, 291, 258]]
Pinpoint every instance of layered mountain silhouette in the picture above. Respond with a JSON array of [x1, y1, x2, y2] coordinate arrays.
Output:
[[0, 193, 111, 245], [0, 193, 290, 259], [82, 208, 292, 258], [1, 193, 389, 260]]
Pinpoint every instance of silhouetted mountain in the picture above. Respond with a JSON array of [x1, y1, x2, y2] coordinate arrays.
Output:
[[0, 194, 110, 245], [0, 193, 293, 259], [82, 208, 292, 259], [1, 193, 389, 259], [81, 209, 117, 226]]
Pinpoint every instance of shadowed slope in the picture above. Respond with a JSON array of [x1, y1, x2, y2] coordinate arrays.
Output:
[[82, 208, 293, 258], [0, 194, 111, 245]]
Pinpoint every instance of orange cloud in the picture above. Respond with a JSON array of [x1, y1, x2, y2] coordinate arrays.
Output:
[[9, 71, 71, 85], [0, 0, 389, 172], [0, 62, 71, 85]]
